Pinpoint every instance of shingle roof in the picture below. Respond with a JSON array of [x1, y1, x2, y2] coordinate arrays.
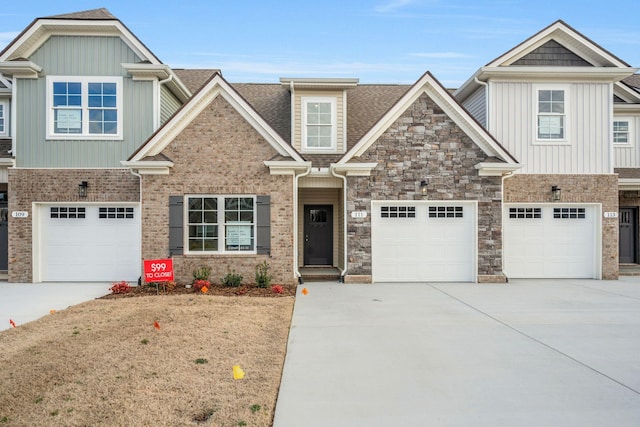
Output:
[[622, 74, 640, 90], [173, 69, 219, 94], [45, 8, 116, 20], [228, 82, 411, 166]]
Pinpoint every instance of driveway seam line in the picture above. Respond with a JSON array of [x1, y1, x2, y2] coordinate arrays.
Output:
[[429, 284, 640, 397]]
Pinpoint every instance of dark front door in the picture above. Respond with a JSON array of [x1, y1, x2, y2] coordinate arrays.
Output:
[[620, 207, 637, 264], [304, 205, 333, 265]]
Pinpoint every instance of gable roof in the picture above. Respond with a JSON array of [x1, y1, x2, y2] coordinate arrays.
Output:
[[455, 20, 638, 101], [174, 69, 220, 94], [487, 20, 630, 68], [341, 71, 518, 165], [129, 72, 304, 162], [0, 8, 191, 102]]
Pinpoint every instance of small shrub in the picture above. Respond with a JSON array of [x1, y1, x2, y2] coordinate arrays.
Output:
[[109, 281, 132, 295], [222, 271, 243, 287], [193, 279, 211, 291], [140, 339, 149, 345], [255, 261, 272, 288], [271, 285, 284, 294], [250, 404, 261, 414], [193, 265, 211, 281], [195, 358, 208, 364]]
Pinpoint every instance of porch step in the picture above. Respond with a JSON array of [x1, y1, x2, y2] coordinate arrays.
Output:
[[300, 267, 341, 283], [619, 264, 640, 276]]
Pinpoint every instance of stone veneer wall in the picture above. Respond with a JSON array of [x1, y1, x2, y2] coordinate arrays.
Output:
[[346, 92, 504, 283], [140, 96, 297, 286], [504, 174, 619, 280], [8, 168, 140, 282]]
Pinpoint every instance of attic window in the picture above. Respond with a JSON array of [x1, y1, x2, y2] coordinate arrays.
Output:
[[302, 97, 336, 151]]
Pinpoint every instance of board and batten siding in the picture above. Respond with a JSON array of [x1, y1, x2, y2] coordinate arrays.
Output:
[[462, 86, 487, 128], [293, 89, 345, 153], [614, 116, 640, 167], [161, 85, 182, 125], [17, 36, 155, 167], [489, 81, 612, 174]]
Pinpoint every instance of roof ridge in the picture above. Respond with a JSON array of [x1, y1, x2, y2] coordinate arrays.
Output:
[[43, 8, 116, 20]]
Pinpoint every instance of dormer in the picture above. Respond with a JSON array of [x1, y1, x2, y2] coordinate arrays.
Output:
[[280, 78, 358, 155]]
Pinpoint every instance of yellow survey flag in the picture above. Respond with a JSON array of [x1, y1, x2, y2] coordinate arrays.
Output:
[[233, 365, 245, 380]]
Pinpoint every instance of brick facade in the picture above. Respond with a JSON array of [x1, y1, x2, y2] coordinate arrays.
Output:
[[140, 96, 297, 286], [345, 92, 504, 283], [8, 169, 139, 282], [504, 174, 619, 280]]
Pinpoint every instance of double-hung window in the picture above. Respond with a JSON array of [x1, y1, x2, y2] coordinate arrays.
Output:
[[187, 196, 255, 253], [47, 76, 123, 139], [536, 87, 567, 142], [613, 118, 632, 145], [0, 100, 7, 136], [302, 97, 336, 151]]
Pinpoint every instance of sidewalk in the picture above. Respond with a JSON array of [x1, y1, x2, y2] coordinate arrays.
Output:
[[273, 279, 640, 427]]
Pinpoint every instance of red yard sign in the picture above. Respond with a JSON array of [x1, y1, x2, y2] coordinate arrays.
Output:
[[143, 259, 174, 283]]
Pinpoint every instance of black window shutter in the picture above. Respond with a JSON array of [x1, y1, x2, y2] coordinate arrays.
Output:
[[256, 195, 270, 255], [169, 196, 184, 256]]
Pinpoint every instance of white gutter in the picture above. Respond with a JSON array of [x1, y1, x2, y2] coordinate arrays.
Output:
[[330, 166, 348, 282], [293, 165, 311, 283]]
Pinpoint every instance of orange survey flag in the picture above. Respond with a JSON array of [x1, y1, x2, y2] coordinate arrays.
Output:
[[9, 319, 16, 328], [302, 288, 309, 295], [153, 320, 160, 330]]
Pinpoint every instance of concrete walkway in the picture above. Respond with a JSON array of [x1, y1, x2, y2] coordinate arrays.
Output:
[[273, 278, 640, 427], [0, 282, 111, 331]]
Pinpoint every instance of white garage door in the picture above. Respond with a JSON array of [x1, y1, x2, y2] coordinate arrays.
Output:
[[504, 204, 599, 279], [39, 205, 141, 282], [371, 202, 476, 282]]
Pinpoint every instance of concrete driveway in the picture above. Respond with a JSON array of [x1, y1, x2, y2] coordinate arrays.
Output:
[[0, 282, 111, 331], [273, 278, 640, 427]]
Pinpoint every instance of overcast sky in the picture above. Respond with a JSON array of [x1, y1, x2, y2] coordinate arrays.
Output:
[[1, 0, 639, 87]]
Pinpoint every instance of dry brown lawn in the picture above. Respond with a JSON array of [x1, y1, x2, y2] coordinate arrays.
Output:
[[0, 294, 294, 426]]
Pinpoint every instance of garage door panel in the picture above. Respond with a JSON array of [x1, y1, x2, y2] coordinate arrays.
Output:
[[372, 202, 475, 282], [504, 205, 597, 279], [40, 205, 140, 282]]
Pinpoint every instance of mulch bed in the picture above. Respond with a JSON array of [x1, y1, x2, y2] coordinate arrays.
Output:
[[100, 282, 297, 299]]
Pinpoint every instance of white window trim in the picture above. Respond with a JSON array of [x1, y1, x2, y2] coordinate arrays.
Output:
[[46, 76, 123, 140], [184, 195, 257, 255], [613, 116, 634, 147], [301, 96, 337, 153], [0, 99, 8, 137], [533, 84, 570, 145]]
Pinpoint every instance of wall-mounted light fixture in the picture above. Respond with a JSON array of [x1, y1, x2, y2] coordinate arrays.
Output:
[[78, 181, 88, 198], [551, 185, 561, 202], [420, 180, 428, 196]]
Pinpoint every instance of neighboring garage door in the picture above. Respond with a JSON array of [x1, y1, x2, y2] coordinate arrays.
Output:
[[503, 204, 599, 279], [38, 205, 141, 282], [371, 201, 476, 282]]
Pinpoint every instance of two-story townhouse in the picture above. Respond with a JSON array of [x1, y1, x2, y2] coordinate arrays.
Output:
[[455, 20, 640, 280], [0, 9, 193, 282]]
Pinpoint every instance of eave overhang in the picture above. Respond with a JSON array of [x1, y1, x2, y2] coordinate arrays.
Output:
[[330, 162, 378, 176], [474, 162, 522, 176], [477, 66, 637, 82], [121, 160, 174, 175], [122, 63, 191, 102], [619, 178, 640, 191], [263, 161, 312, 175], [0, 61, 42, 78]]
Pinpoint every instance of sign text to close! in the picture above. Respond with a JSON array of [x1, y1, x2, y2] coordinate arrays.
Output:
[[143, 259, 174, 283]]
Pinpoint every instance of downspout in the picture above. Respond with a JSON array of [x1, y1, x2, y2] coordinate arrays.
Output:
[[330, 166, 348, 283], [294, 166, 311, 284], [474, 76, 489, 129]]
